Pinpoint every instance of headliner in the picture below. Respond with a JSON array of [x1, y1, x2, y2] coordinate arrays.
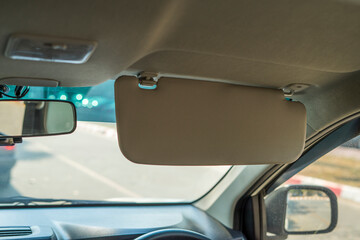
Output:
[[0, 0, 359, 88], [1, 0, 360, 138]]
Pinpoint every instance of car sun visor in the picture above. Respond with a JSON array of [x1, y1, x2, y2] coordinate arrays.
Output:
[[114, 76, 306, 165]]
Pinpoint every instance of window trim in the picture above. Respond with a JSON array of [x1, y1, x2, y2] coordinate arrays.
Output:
[[267, 117, 360, 193]]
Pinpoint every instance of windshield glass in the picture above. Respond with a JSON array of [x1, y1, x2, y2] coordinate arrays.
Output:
[[0, 80, 231, 204]]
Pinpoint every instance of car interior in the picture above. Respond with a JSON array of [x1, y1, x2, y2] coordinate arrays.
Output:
[[0, 0, 359, 239]]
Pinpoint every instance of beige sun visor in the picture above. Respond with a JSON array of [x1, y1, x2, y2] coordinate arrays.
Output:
[[114, 76, 306, 165]]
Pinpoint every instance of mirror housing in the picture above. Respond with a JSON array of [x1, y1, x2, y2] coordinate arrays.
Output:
[[265, 185, 338, 238], [0, 100, 76, 138]]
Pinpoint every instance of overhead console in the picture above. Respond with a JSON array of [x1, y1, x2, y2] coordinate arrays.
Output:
[[114, 76, 306, 165]]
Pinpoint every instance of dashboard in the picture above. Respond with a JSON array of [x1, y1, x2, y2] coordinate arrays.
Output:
[[0, 204, 246, 239]]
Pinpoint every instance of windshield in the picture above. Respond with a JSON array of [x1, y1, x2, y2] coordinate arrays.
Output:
[[0, 80, 231, 204]]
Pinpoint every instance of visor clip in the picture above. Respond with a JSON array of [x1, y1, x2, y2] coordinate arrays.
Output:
[[137, 71, 158, 90]]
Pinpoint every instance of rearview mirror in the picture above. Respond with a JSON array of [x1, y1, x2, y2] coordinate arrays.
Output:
[[0, 100, 76, 137], [266, 185, 338, 238]]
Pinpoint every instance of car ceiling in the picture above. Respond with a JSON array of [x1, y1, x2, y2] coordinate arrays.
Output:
[[1, 0, 360, 138]]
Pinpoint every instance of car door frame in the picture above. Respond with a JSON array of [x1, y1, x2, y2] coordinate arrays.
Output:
[[233, 114, 360, 240]]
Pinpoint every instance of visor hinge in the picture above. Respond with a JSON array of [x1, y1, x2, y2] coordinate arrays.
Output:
[[137, 71, 158, 90], [282, 83, 311, 97]]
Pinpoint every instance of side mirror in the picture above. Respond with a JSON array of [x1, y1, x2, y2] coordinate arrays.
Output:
[[265, 185, 338, 239], [0, 100, 76, 138]]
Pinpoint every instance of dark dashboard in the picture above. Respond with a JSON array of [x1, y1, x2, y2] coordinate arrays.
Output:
[[0, 204, 245, 239]]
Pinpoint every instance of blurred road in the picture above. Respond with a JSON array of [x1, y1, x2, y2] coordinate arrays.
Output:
[[0, 125, 230, 201], [286, 198, 331, 232], [287, 198, 360, 239]]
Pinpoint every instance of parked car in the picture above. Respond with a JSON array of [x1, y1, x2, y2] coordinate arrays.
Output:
[[0, 142, 15, 186]]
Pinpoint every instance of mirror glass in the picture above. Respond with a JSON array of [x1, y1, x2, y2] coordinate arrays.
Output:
[[285, 189, 331, 233], [0, 100, 75, 137]]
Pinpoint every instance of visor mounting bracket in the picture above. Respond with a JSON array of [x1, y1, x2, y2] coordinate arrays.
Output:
[[137, 71, 158, 90]]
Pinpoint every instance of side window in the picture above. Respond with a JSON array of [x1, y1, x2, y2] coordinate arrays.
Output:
[[266, 136, 360, 239]]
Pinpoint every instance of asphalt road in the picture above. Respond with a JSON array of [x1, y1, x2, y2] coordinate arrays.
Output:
[[0, 125, 230, 201], [286, 198, 331, 232], [287, 198, 360, 239], [0, 124, 359, 238]]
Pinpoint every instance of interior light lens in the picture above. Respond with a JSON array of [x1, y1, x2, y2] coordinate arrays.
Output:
[[5, 34, 97, 64]]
